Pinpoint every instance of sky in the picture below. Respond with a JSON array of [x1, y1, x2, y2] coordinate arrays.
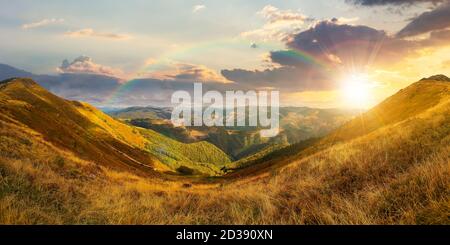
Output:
[[0, 0, 449, 108]]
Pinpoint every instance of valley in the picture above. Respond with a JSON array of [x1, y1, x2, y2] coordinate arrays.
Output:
[[110, 106, 356, 160]]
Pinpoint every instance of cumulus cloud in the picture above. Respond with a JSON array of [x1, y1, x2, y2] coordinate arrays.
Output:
[[57, 56, 124, 78], [167, 63, 231, 83], [193, 5, 206, 13], [258, 5, 311, 24], [140, 61, 231, 83], [64, 28, 131, 40], [22, 18, 64, 29], [397, 2, 450, 37], [241, 5, 313, 41]]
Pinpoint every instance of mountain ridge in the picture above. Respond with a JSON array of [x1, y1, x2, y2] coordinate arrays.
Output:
[[0, 78, 230, 176], [0, 78, 160, 175]]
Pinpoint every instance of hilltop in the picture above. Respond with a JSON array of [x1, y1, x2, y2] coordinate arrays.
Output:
[[0, 76, 448, 224], [421, 74, 450, 82], [1, 78, 155, 174], [0, 78, 230, 176]]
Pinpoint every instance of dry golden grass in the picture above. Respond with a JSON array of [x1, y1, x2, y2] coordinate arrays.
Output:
[[0, 78, 449, 224], [0, 78, 230, 176]]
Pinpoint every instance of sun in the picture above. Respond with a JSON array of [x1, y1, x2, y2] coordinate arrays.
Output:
[[340, 73, 373, 108]]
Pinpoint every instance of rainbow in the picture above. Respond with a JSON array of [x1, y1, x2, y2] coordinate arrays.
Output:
[[272, 48, 331, 69], [103, 38, 330, 105]]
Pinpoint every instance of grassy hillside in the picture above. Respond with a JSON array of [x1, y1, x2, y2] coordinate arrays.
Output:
[[139, 128, 230, 175], [110, 106, 172, 120], [77, 102, 231, 175], [0, 78, 230, 176], [0, 76, 448, 224], [0, 78, 158, 173], [325, 78, 450, 143]]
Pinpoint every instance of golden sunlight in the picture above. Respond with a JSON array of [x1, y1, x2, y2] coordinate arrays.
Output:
[[340, 73, 374, 109]]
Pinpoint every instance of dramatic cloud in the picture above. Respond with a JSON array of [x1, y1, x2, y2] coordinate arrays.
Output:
[[222, 66, 334, 92], [64, 28, 131, 40], [140, 61, 230, 83], [241, 5, 313, 41], [348, 0, 448, 6], [192, 5, 206, 13], [348, 1, 450, 38], [57, 56, 124, 78], [281, 20, 413, 67], [397, 2, 450, 37], [422, 29, 450, 45], [224, 19, 450, 92], [22, 18, 64, 29]]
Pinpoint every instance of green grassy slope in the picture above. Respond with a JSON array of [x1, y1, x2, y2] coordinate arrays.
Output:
[[139, 128, 230, 175], [0, 78, 230, 176]]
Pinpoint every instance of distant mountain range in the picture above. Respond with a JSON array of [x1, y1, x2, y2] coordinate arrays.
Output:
[[110, 106, 358, 159]]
